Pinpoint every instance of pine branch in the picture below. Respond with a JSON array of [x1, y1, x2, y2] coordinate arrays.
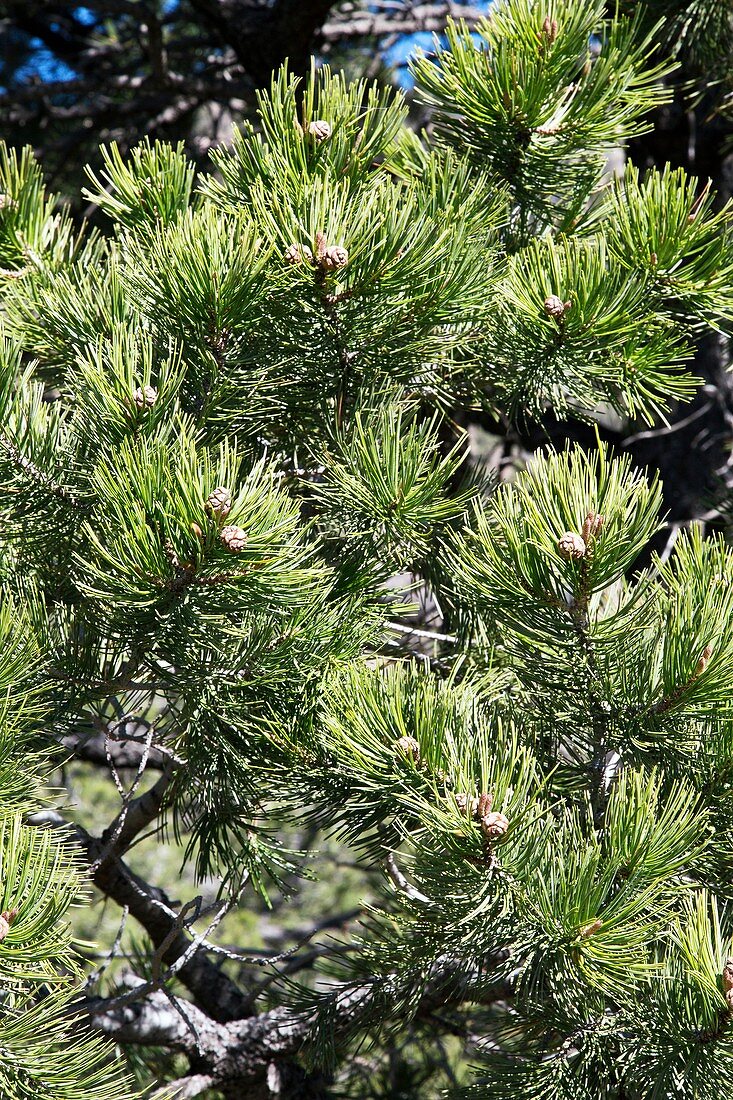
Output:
[[60, 729, 172, 771], [85, 956, 510, 1091], [149, 1075, 214, 1100], [90, 891, 239, 1020], [0, 434, 91, 512], [92, 761, 175, 868], [75, 824, 253, 1023], [385, 850, 433, 905], [321, 3, 487, 41]]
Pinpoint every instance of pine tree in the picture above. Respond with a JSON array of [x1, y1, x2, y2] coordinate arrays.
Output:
[[2, 1, 733, 1096]]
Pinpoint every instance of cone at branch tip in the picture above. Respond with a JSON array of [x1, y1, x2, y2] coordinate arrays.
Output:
[[313, 231, 348, 271], [206, 486, 232, 519], [480, 811, 509, 840], [0, 907, 19, 943], [558, 531, 587, 560], [308, 120, 332, 142], [694, 644, 713, 677], [541, 16, 558, 44], [220, 525, 247, 553], [578, 917, 603, 939], [284, 243, 313, 266], [395, 735, 420, 763], [455, 792, 480, 817], [133, 385, 157, 409], [544, 295, 571, 319], [322, 244, 348, 270]]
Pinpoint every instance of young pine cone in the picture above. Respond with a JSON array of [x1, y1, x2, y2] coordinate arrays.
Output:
[[541, 16, 558, 44], [322, 244, 348, 270], [395, 735, 420, 763], [455, 792, 480, 817], [133, 385, 157, 409], [694, 644, 713, 677], [220, 524, 247, 553], [557, 532, 587, 560], [0, 907, 18, 943], [544, 295, 571, 319], [284, 243, 313, 266], [206, 486, 232, 519], [480, 811, 509, 840], [722, 956, 733, 992], [308, 120, 332, 142], [580, 511, 604, 544]]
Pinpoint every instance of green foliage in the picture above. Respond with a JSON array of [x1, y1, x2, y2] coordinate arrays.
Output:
[[2, 3, 733, 1097], [204, 64, 410, 203], [605, 163, 733, 323], [314, 405, 474, 575], [620, 893, 733, 1099], [0, 591, 132, 1098], [617, 0, 733, 82], [452, 442, 663, 641], [83, 139, 195, 228], [486, 233, 697, 419], [0, 990, 131, 1100], [412, 1, 674, 235], [0, 144, 75, 274], [79, 437, 317, 628]]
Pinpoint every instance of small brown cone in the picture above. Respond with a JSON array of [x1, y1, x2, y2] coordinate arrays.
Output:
[[220, 525, 247, 553], [308, 120, 332, 142], [455, 792, 480, 817], [722, 956, 733, 992], [284, 243, 313, 266], [544, 294, 568, 319], [0, 907, 18, 943], [322, 244, 348, 270], [206, 486, 232, 519], [578, 917, 603, 939], [395, 735, 420, 763], [694, 644, 713, 677], [557, 532, 586, 560], [480, 811, 509, 840], [133, 385, 157, 410]]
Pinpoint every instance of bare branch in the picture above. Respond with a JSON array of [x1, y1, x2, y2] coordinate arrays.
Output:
[[321, 2, 486, 41], [86, 983, 212, 1055], [151, 1075, 214, 1100], [75, 824, 253, 1022], [61, 728, 176, 771], [385, 851, 433, 905], [96, 888, 245, 1017], [85, 956, 511, 1090]]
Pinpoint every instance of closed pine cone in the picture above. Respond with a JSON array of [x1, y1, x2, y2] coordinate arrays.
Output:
[[220, 525, 247, 553], [207, 487, 232, 518]]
